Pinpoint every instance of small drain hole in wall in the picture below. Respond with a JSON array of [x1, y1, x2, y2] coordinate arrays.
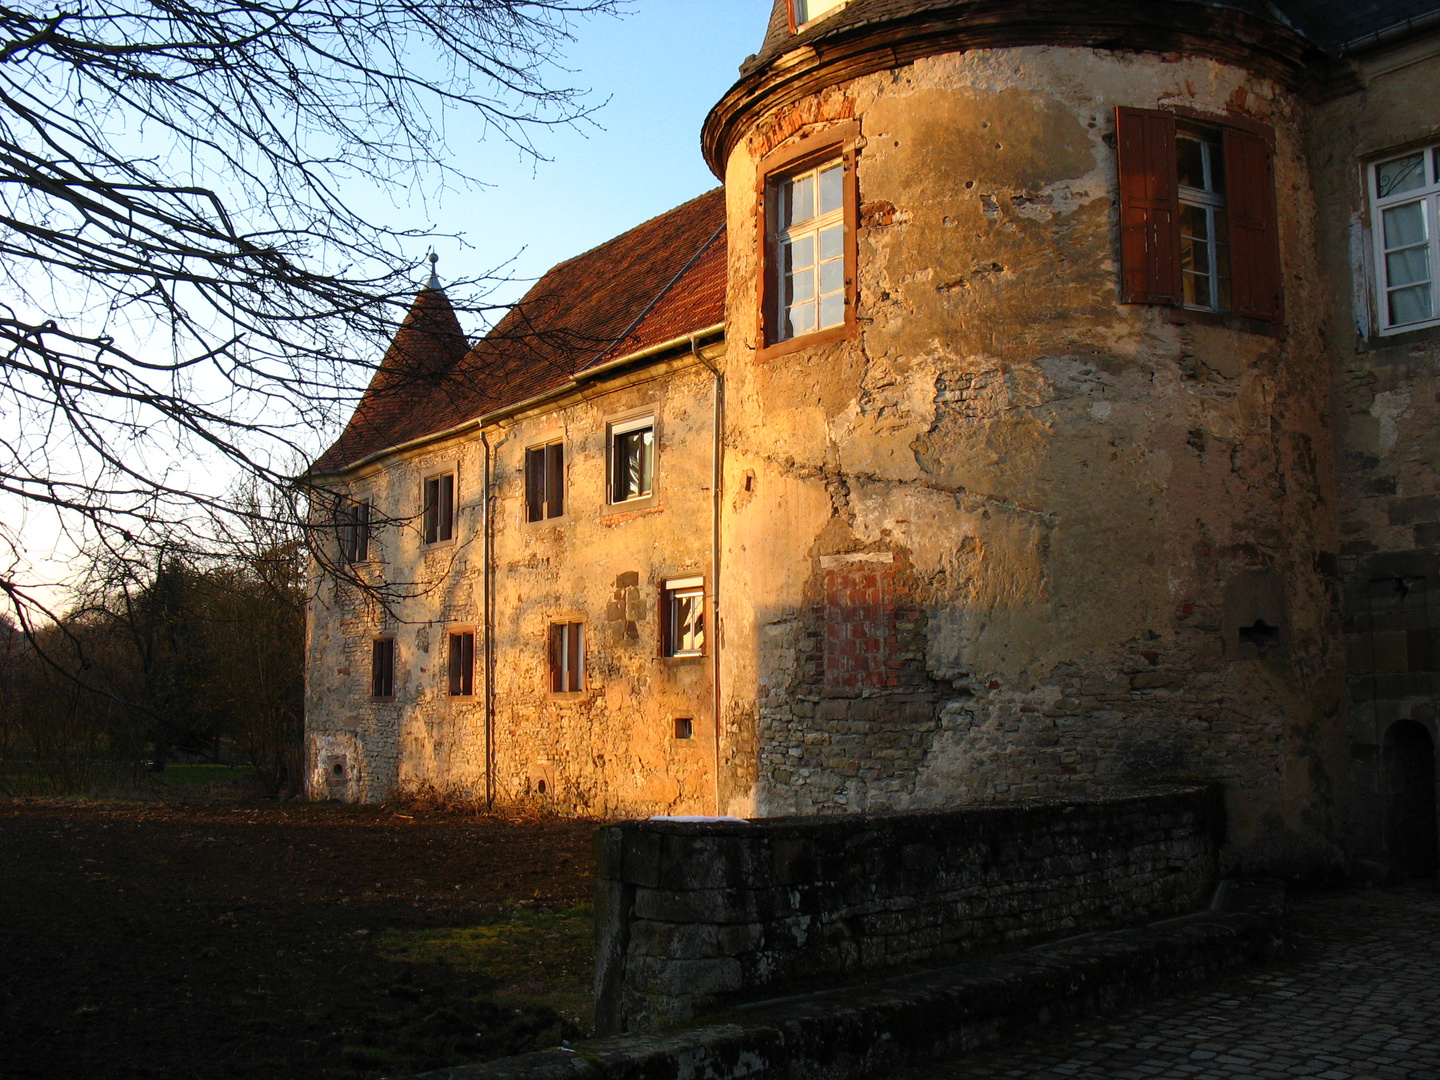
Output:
[[674, 716, 693, 739], [326, 755, 348, 784], [1239, 619, 1281, 656], [536, 779, 547, 795]]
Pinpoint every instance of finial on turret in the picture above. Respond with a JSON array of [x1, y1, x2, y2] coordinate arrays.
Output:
[[426, 251, 441, 290]]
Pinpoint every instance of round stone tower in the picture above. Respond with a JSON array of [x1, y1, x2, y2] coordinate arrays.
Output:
[[706, 0, 1345, 876]]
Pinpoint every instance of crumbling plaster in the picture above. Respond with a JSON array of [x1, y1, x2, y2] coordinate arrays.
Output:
[[718, 46, 1345, 873]]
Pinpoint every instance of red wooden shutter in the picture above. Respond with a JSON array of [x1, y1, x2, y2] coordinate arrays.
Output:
[[545, 443, 564, 518], [1224, 124, 1281, 321], [549, 624, 563, 693], [1116, 107, 1181, 305], [525, 448, 544, 523], [566, 623, 583, 692]]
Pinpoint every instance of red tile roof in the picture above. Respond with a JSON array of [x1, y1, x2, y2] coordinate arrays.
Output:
[[312, 188, 727, 475]]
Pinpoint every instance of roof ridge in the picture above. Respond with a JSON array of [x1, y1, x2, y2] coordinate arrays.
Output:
[[534, 186, 724, 279]]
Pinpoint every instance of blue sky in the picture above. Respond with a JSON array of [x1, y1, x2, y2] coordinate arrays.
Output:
[[6, 2, 774, 608], [389, 2, 772, 323]]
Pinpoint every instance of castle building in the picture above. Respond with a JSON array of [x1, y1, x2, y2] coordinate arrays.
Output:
[[307, 0, 1440, 878]]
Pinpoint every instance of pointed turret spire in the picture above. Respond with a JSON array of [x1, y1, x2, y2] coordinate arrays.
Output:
[[426, 251, 441, 290]]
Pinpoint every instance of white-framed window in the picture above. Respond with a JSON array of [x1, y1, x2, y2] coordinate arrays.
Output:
[[1176, 130, 1232, 313], [609, 416, 654, 504], [769, 158, 847, 341], [792, 0, 846, 28], [549, 621, 584, 693], [662, 577, 705, 657], [1372, 144, 1440, 334], [422, 471, 455, 544]]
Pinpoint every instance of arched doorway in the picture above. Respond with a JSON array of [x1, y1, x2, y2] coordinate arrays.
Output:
[[1384, 720, 1438, 878]]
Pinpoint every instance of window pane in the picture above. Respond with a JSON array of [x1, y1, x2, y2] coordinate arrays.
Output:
[[1389, 283, 1434, 325], [787, 302, 816, 338], [1386, 245, 1432, 289], [786, 234, 815, 273], [819, 291, 845, 329], [1383, 202, 1427, 249], [1378, 153, 1426, 198], [818, 164, 844, 215], [787, 269, 815, 304], [1208, 140, 1225, 195], [820, 258, 844, 296], [819, 223, 843, 261], [786, 174, 814, 227], [1177, 137, 1206, 189], [614, 427, 653, 500]]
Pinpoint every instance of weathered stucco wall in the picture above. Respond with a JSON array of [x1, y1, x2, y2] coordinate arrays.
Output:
[[717, 45, 1345, 875], [1309, 35, 1440, 865], [305, 353, 721, 815]]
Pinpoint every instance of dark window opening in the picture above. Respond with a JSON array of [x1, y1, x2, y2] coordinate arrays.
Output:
[[371, 638, 395, 699], [1239, 619, 1281, 655], [611, 421, 654, 503], [674, 716, 693, 740], [423, 473, 455, 544], [525, 442, 565, 522], [448, 631, 475, 696]]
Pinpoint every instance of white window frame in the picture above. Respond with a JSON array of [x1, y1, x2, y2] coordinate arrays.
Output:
[[663, 576, 705, 658], [1176, 131, 1231, 314], [1371, 144, 1440, 335], [608, 414, 655, 506], [792, 0, 847, 29], [768, 157, 847, 342]]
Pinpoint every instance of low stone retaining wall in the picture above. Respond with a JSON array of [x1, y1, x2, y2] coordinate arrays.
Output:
[[594, 785, 1223, 1034]]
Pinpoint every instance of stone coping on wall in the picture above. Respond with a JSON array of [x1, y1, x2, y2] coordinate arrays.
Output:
[[403, 880, 1282, 1080], [595, 784, 1225, 1033]]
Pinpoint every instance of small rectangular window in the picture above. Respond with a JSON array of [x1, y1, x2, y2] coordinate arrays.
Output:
[[663, 577, 705, 657], [1371, 143, 1440, 334], [423, 473, 455, 544], [371, 638, 395, 699], [674, 716, 694, 740], [525, 441, 565, 522], [610, 417, 654, 504], [549, 622, 584, 693], [338, 499, 370, 563], [448, 630, 475, 697]]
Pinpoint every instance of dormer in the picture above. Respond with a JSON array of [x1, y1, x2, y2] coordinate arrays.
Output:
[[790, 0, 847, 31]]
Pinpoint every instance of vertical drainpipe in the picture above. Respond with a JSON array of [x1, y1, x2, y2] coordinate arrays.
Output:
[[692, 333, 725, 816], [481, 428, 495, 810]]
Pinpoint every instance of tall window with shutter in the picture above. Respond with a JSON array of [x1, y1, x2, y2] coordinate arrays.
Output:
[[422, 472, 455, 544], [549, 622, 584, 693], [525, 441, 565, 522], [1116, 107, 1280, 323], [448, 630, 475, 697], [371, 637, 395, 700]]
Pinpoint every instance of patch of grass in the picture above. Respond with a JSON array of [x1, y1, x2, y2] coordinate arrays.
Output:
[[377, 903, 595, 1030]]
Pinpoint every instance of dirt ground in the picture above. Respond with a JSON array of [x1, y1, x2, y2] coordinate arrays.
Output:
[[0, 799, 597, 1080]]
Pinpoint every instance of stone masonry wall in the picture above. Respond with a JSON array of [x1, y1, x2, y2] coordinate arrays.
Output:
[[594, 784, 1223, 1034], [1309, 42, 1440, 866]]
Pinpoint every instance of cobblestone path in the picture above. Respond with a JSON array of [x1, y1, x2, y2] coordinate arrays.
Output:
[[892, 884, 1440, 1080]]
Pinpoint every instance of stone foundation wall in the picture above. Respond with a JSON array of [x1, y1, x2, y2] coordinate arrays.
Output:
[[594, 783, 1223, 1034]]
